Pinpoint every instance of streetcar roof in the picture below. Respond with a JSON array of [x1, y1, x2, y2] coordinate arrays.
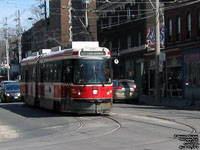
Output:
[[21, 46, 110, 65]]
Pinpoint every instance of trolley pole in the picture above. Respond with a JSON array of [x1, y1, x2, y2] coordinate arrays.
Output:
[[5, 18, 10, 80], [155, 0, 161, 104]]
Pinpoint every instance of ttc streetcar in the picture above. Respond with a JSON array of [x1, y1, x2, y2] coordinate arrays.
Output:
[[20, 42, 113, 114]]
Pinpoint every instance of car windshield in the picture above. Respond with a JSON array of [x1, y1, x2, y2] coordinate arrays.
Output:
[[5, 84, 20, 91], [74, 59, 111, 84], [118, 81, 135, 88], [3, 81, 16, 85]]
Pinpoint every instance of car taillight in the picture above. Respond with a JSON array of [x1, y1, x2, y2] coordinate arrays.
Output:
[[115, 86, 123, 90], [133, 85, 137, 90]]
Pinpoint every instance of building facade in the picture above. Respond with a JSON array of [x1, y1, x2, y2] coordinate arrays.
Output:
[[96, 0, 165, 94], [146, 0, 200, 100], [49, 0, 97, 47], [22, 0, 97, 56], [165, 0, 200, 100]]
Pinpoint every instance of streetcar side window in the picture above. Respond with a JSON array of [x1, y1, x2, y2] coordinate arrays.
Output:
[[39, 63, 45, 82], [31, 66, 36, 82], [45, 63, 50, 82], [50, 63, 53, 82], [28, 65, 33, 81], [62, 60, 73, 83]]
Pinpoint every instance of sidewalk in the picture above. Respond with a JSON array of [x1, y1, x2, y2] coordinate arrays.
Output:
[[139, 95, 200, 110]]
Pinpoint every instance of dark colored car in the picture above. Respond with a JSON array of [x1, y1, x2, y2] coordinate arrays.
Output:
[[0, 80, 17, 89], [0, 83, 21, 102], [113, 79, 139, 103]]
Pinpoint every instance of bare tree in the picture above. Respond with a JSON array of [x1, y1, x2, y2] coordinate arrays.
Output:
[[29, 0, 45, 23]]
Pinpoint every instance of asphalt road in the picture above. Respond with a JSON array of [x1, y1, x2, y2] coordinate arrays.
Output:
[[0, 102, 199, 150]]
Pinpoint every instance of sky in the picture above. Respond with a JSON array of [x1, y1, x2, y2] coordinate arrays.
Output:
[[0, 0, 44, 32]]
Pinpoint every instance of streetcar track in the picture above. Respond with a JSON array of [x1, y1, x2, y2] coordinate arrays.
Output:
[[0, 116, 84, 144], [1, 115, 121, 150], [106, 114, 198, 150], [146, 115, 197, 134], [110, 113, 196, 134]]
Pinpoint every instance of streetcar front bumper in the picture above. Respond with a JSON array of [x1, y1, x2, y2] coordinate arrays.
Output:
[[61, 98, 112, 114]]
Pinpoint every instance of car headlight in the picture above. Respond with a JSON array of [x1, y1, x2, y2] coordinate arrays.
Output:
[[6, 93, 10, 97], [17, 93, 20, 97]]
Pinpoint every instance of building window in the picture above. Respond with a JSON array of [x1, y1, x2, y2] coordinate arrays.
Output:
[[138, 32, 142, 46], [187, 12, 191, 39], [176, 16, 181, 41], [127, 7, 131, 21], [168, 18, 172, 43], [118, 39, 121, 51], [127, 35, 131, 48], [138, 3, 141, 18], [108, 16, 112, 27], [118, 13, 120, 24], [109, 42, 112, 51], [198, 9, 200, 36]]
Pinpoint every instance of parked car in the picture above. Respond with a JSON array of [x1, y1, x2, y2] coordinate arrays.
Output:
[[113, 79, 139, 103], [0, 83, 21, 102], [0, 80, 17, 89]]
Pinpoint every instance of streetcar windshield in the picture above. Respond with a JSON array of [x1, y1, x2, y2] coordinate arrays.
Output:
[[74, 59, 111, 84]]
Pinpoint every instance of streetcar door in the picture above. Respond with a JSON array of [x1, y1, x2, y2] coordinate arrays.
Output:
[[24, 70, 29, 97], [61, 60, 73, 111], [35, 62, 39, 106]]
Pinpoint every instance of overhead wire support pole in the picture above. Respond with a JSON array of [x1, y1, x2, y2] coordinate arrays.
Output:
[[5, 17, 10, 80], [44, 0, 47, 48], [155, 0, 161, 104], [17, 10, 22, 63]]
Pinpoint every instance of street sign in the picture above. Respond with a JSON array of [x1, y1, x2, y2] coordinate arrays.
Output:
[[159, 52, 166, 61], [4, 64, 10, 69]]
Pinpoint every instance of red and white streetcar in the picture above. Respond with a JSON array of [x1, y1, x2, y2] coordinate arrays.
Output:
[[20, 42, 113, 114]]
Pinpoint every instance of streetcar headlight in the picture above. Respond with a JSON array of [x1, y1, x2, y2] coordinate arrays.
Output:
[[107, 90, 112, 95], [93, 89, 98, 95], [6, 93, 10, 97]]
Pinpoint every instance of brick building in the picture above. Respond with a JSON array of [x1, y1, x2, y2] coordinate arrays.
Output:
[[96, 0, 165, 94], [146, 0, 200, 100], [22, 0, 97, 56], [48, 0, 97, 47], [165, 0, 200, 100]]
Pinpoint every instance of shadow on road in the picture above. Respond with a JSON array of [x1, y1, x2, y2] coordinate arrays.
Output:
[[0, 103, 65, 118], [0, 103, 109, 118]]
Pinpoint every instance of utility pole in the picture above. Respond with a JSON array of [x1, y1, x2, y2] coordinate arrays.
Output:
[[85, 2, 88, 28], [17, 10, 22, 63], [155, 0, 161, 104], [5, 18, 10, 80], [44, 0, 47, 48], [83, 0, 90, 40]]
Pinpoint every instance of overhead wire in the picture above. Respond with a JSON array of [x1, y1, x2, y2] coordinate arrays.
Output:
[[1, 0, 199, 42]]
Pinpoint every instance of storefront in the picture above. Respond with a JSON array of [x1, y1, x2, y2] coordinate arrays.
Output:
[[120, 51, 146, 94], [166, 55, 182, 97], [183, 48, 200, 100], [146, 49, 182, 97]]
